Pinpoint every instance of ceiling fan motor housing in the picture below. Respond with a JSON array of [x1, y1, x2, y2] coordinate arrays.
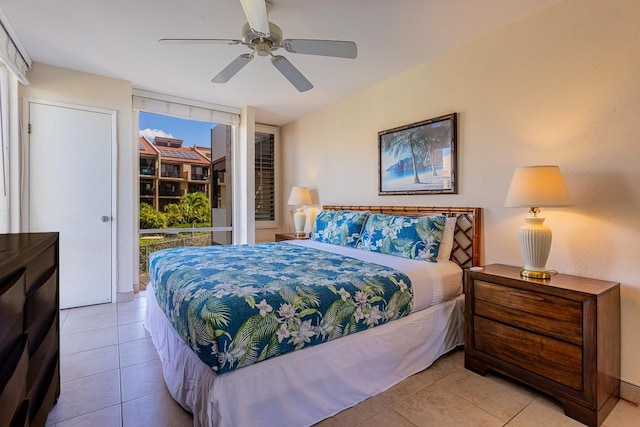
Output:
[[242, 21, 283, 53]]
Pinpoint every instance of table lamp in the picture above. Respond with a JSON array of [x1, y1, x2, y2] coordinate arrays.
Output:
[[287, 186, 312, 237], [504, 165, 572, 279]]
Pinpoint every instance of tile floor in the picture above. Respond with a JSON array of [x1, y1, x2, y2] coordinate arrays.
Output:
[[47, 291, 639, 426]]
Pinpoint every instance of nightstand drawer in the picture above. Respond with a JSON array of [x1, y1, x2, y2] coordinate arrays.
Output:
[[474, 316, 583, 391], [275, 233, 309, 242], [474, 280, 583, 345]]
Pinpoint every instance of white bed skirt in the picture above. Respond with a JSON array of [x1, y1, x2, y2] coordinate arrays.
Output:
[[145, 284, 465, 427]]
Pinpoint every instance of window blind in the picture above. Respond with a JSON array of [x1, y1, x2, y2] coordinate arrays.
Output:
[[255, 132, 275, 222], [0, 10, 30, 84], [132, 90, 240, 127]]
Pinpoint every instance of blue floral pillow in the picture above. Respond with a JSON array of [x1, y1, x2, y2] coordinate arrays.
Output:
[[356, 214, 446, 262], [311, 210, 369, 247]]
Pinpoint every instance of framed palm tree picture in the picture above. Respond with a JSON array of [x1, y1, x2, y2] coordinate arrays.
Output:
[[378, 113, 458, 195]]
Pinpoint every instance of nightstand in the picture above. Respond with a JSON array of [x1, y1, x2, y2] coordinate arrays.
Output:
[[465, 264, 620, 427], [275, 233, 310, 242]]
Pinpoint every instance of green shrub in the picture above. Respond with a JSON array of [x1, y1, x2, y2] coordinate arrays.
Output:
[[163, 192, 211, 226], [163, 203, 184, 227], [140, 192, 212, 229], [140, 203, 167, 229]]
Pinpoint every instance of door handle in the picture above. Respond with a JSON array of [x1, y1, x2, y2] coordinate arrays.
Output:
[[101, 216, 110, 223]]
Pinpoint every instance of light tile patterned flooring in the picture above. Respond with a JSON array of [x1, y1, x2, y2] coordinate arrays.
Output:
[[48, 291, 639, 426]]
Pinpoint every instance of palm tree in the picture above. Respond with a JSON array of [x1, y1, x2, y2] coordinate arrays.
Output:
[[381, 127, 428, 184], [415, 122, 451, 177], [382, 120, 453, 184], [163, 203, 184, 226], [180, 192, 211, 223]]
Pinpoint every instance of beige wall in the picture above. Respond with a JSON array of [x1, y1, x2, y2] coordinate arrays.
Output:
[[281, 0, 640, 387], [20, 63, 136, 297]]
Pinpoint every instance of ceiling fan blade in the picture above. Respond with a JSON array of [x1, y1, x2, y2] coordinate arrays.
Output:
[[159, 38, 242, 46], [239, 0, 270, 36], [212, 54, 254, 83], [271, 55, 313, 92], [283, 39, 357, 59]]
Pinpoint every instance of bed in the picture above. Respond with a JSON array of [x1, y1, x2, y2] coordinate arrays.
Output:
[[145, 205, 481, 427]]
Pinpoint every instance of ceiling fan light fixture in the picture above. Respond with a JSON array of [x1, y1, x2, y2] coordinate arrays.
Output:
[[254, 41, 271, 57]]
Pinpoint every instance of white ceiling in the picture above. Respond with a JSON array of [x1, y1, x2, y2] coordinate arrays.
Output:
[[1, 0, 561, 126]]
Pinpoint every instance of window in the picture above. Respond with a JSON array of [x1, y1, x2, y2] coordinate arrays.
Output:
[[255, 124, 279, 228], [139, 157, 156, 176], [160, 163, 181, 178], [191, 165, 209, 181], [134, 92, 240, 276]]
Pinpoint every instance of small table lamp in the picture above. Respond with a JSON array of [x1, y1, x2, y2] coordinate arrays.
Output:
[[504, 166, 572, 279], [287, 186, 312, 237]]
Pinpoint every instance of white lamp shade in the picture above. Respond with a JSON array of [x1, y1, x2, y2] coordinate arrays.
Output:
[[287, 186, 312, 206], [504, 166, 572, 208]]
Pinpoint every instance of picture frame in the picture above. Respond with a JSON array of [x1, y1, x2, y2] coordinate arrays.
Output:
[[378, 113, 457, 195]]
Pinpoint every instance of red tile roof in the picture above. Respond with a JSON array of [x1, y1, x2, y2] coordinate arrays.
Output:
[[138, 136, 157, 156], [138, 136, 210, 165]]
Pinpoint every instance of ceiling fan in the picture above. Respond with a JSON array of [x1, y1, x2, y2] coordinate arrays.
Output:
[[158, 0, 357, 92]]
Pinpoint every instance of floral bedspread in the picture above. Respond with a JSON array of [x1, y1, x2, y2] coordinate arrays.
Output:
[[149, 243, 413, 374]]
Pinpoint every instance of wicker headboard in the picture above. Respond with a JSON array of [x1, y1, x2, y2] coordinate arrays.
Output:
[[322, 206, 482, 269]]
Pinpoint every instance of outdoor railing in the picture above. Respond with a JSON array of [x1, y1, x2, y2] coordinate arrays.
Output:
[[191, 174, 209, 181], [140, 234, 212, 274], [161, 170, 183, 178]]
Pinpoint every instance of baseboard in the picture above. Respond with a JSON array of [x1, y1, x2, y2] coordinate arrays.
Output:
[[620, 379, 640, 404], [117, 291, 135, 303]]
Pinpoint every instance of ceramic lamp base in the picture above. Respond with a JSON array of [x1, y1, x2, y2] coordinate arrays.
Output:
[[293, 208, 307, 237], [518, 217, 552, 279]]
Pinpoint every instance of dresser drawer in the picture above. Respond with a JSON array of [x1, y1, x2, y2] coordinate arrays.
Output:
[[474, 280, 583, 345], [10, 400, 29, 427], [25, 271, 57, 355], [0, 270, 26, 364], [0, 335, 29, 427], [0, 233, 60, 427], [29, 357, 59, 427], [25, 245, 57, 295], [28, 315, 58, 393], [474, 316, 583, 391]]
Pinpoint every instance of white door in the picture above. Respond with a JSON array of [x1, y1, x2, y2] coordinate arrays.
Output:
[[27, 101, 115, 309]]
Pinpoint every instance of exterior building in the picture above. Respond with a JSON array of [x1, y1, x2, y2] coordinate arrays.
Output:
[[139, 136, 211, 211]]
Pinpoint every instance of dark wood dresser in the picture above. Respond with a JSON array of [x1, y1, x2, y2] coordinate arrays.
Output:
[[0, 233, 60, 427], [465, 264, 620, 427]]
